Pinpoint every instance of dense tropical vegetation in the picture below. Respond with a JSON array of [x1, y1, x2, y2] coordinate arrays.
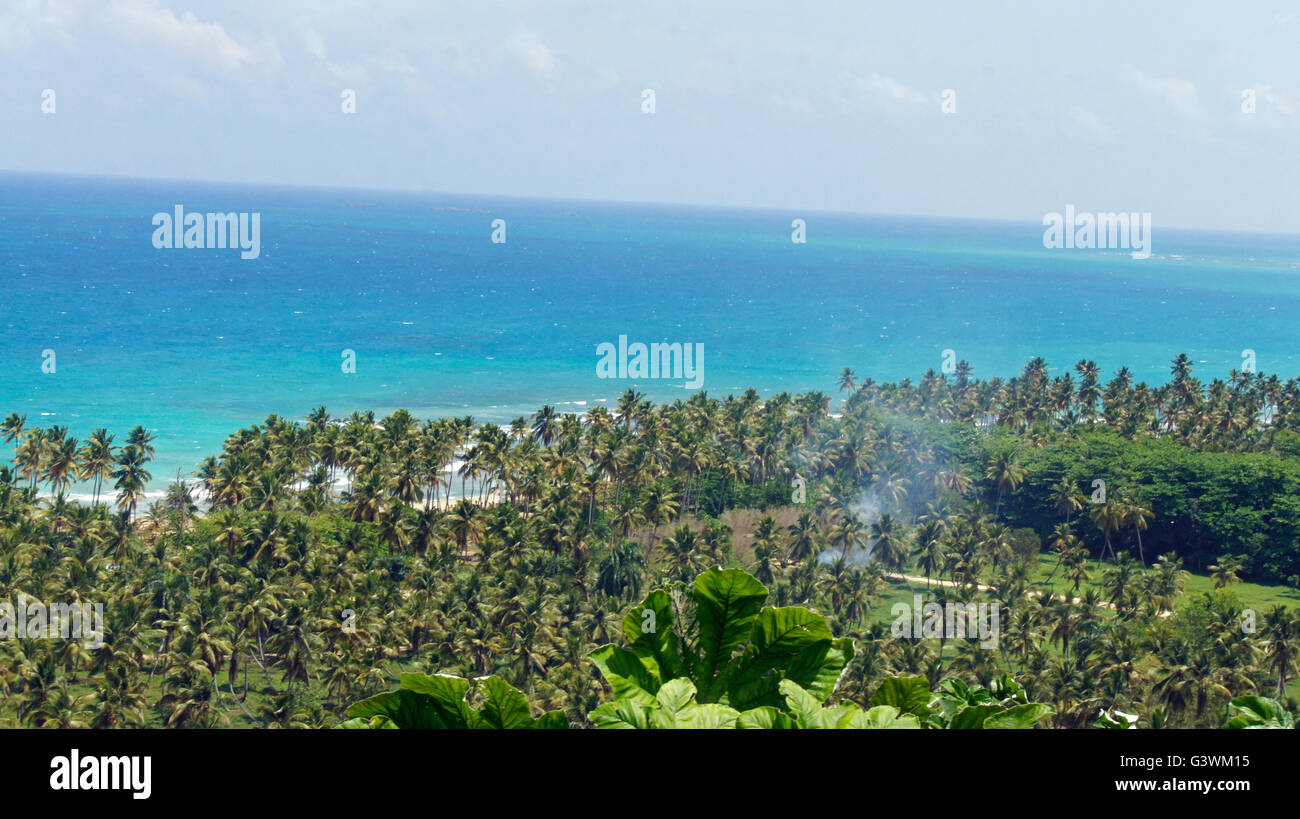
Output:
[[1, 353, 1299, 728]]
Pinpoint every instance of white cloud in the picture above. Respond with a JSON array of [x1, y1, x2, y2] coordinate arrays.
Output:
[[0, 0, 80, 54], [299, 26, 366, 83], [102, 0, 272, 72], [1253, 83, 1293, 115], [302, 27, 327, 62], [866, 73, 929, 105], [508, 29, 555, 78], [1131, 69, 1201, 117]]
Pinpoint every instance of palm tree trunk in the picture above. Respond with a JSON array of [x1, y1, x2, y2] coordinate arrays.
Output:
[[257, 632, 275, 691]]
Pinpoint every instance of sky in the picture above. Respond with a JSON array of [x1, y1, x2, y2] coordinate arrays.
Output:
[[2, 0, 1299, 232]]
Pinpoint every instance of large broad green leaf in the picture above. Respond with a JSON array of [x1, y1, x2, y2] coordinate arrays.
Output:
[[937, 678, 989, 706], [475, 676, 544, 729], [591, 678, 744, 729], [692, 567, 768, 701], [779, 679, 838, 729], [589, 700, 652, 729], [621, 588, 682, 682], [982, 703, 1054, 729], [672, 703, 741, 729], [397, 673, 479, 728], [344, 673, 567, 729], [946, 703, 1005, 729], [647, 678, 699, 728], [777, 681, 920, 729], [337, 715, 398, 729], [345, 688, 464, 729], [588, 644, 661, 705], [797, 637, 854, 704], [1223, 696, 1295, 729], [726, 606, 836, 710], [737, 706, 795, 729], [868, 675, 933, 719], [654, 678, 698, 715], [842, 705, 921, 729]]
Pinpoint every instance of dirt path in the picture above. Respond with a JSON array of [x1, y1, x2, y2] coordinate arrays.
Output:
[[882, 572, 1172, 617]]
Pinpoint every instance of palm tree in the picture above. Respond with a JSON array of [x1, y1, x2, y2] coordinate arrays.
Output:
[[343, 471, 387, 523], [1051, 476, 1084, 525], [1122, 495, 1153, 566], [45, 434, 80, 494], [443, 499, 482, 558], [1064, 552, 1092, 594], [913, 520, 946, 587], [0, 412, 26, 445], [531, 406, 561, 446], [639, 483, 678, 555], [126, 425, 156, 461], [1209, 554, 1245, 588], [1260, 606, 1300, 698], [14, 428, 49, 489], [111, 446, 151, 522], [1103, 555, 1139, 617], [596, 540, 646, 599], [78, 429, 116, 506], [1088, 496, 1125, 561], [661, 526, 702, 585], [869, 514, 907, 574], [785, 512, 819, 562], [985, 450, 1025, 514]]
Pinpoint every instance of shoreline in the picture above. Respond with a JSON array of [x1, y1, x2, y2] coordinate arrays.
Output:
[[3, 399, 624, 497]]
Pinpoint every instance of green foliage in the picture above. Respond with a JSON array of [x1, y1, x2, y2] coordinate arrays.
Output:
[[692, 474, 800, 517], [589, 568, 1052, 729], [10, 355, 1299, 732], [589, 678, 752, 728], [923, 675, 1055, 729], [588, 567, 854, 713], [1007, 527, 1041, 565], [587, 676, 925, 729], [339, 673, 567, 729], [981, 428, 1300, 582], [1221, 695, 1296, 729], [1093, 708, 1139, 729], [589, 669, 1053, 730], [783, 679, 919, 728], [868, 675, 935, 716]]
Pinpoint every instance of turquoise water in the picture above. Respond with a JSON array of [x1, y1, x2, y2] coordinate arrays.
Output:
[[3, 171, 1300, 490]]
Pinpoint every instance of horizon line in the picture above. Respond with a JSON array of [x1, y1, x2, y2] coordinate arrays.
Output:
[[4, 167, 1299, 241]]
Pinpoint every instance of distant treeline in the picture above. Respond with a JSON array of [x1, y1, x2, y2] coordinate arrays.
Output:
[[971, 429, 1300, 584]]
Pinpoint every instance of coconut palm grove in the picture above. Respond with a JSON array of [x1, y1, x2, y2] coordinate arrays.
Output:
[[2, 354, 1299, 730]]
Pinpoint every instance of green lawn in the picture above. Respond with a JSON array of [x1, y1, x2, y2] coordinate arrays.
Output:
[[1028, 554, 1300, 611], [870, 556, 1300, 701]]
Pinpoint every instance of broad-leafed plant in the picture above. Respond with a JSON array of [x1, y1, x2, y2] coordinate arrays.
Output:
[[1221, 695, 1295, 729], [588, 567, 1054, 729], [587, 566, 854, 718], [918, 674, 1055, 729], [339, 672, 567, 729], [589, 677, 920, 729]]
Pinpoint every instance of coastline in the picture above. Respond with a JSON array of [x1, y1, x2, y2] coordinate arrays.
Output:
[[9, 175, 1300, 498]]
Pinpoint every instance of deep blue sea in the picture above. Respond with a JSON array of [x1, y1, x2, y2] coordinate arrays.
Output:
[[3, 172, 1300, 491]]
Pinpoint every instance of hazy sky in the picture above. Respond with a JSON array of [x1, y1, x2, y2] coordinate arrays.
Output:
[[3, 0, 1299, 232]]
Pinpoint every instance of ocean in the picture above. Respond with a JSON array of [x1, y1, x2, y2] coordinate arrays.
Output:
[[3, 171, 1300, 491]]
